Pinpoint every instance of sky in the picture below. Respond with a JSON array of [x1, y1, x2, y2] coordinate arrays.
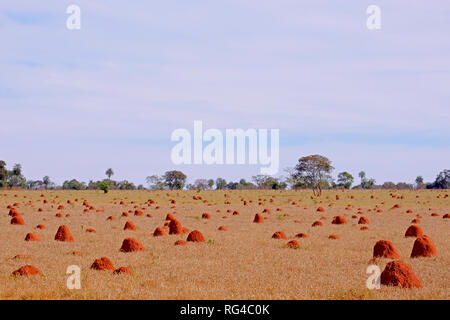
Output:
[[0, 1, 449, 186]]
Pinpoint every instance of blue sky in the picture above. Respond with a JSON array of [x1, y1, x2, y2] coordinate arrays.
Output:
[[0, 1, 449, 186]]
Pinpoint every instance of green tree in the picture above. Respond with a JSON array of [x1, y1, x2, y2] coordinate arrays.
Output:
[[98, 180, 110, 193], [337, 172, 354, 189], [145, 175, 166, 190], [163, 170, 187, 190], [215, 178, 227, 190], [7, 164, 26, 188], [62, 179, 87, 190], [292, 155, 334, 196], [106, 168, 114, 179], [208, 179, 215, 189], [358, 171, 366, 184], [358, 171, 376, 189], [427, 169, 450, 189], [43, 176, 51, 189], [415, 176, 424, 189], [251, 174, 284, 189], [117, 180, 136, 190]]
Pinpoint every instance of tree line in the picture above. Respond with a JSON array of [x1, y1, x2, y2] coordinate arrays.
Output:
[[0, 156, 448, 194]]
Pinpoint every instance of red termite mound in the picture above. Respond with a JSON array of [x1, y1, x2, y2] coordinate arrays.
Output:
[[120, 238, 145, 252], [404, 225, 423, 238], [202, 212, 211, 219], [272, 231, 287, 240], [12, 265, 42, 276], [169, 219, 183, 235], [253, 213, 264, 223], [411, 219, 420, 224], [360, 226, 369, 231], [11, 215, 25, 225], [153, 227, 166, 237], [134, 210, 144, 216], [332, 216, 347, 224], [442, 213, 449, 219], [329, 234, 339, 240], [8, 208, 19, 216], [358, 216, 370, 224], [113, 266, 133, 275], [431, 213, 440, 217], [54, 225, 74, 242], [380, 261, 422, 288], [373, 240, 400, 259], [187, 230, 205, 242], [312, 221, 323, 227], [124, 221, 137, 231], [295, 233, 308, 238], [25, 233, 40, 242], [86, 228, 96, 233], [287, 240, 299, 248], [174, 240, 187, 246], [316, 207, 325, 212], [411, 235, 437, 258], [165, 213, 176, 221], [218, 226, 228, 231], [36, 224, 45, 230], [91, 257, 115, 271]]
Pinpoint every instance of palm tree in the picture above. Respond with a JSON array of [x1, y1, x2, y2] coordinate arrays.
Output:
[[106, 168, 114, 179]]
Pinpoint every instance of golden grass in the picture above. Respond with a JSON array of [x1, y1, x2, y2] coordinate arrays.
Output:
[[0, 189, 448, 300]]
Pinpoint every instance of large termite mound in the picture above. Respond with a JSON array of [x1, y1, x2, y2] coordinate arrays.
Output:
[[404, 225, 423, 238], [91, 257, 115, 271], [54, 225, 74, 242], [410, 235, 437, 258], [187, 230, 205, 242], [373, 240, 401, 259], [12, 265, 42, 276], [332, 216, 347, 224], [380, 261, 422, 288], [120, 238, 145, 252]]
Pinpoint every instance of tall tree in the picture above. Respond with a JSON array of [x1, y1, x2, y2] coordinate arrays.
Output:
[[215, 178, 227, 190], [163, 170, 187, 190], [337, 172, 354, 189], [43, 176, 51, 189], [292, 155, 334, 196], [415, 176, 424, 189], [145, 175, 166, 190], [106, 168, 114, 179], [427, 169, 450, 189], [7, 163, 26, 188], [358, 171, 366, 184]]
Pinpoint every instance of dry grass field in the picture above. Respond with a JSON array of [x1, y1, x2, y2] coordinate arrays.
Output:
[[0, 189, 448, 300]]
